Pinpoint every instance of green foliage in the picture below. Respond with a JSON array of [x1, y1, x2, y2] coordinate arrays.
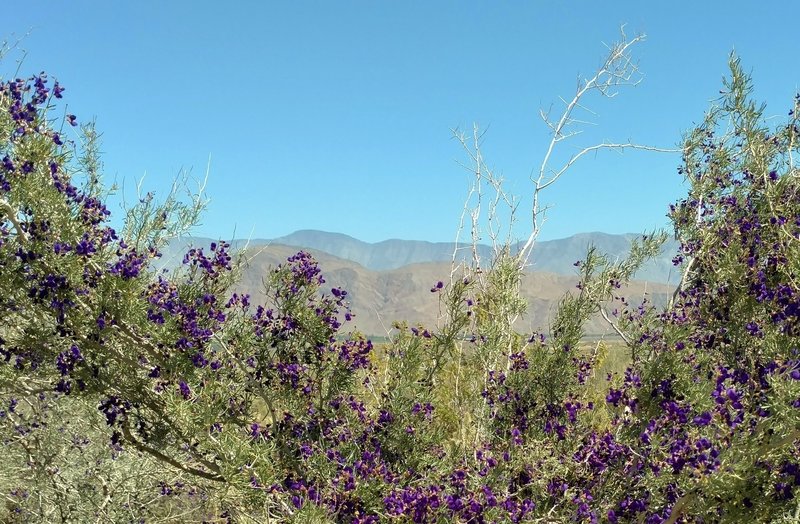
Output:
[[3, 42, 800, 523]]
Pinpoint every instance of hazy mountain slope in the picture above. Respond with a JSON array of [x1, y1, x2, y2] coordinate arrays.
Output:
[[158, 231, 679, 337], [230, 244, 674, 338], [526, 232, 682, 284], [170, 230, 682, 284], [272, 229, 494, 271]]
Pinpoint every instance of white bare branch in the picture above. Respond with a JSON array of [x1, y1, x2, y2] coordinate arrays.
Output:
[[599, 306, 632, 345], [518, 27, 680, 262]]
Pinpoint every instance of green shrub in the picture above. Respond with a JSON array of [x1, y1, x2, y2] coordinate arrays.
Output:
[[2, 35, 800, 523]]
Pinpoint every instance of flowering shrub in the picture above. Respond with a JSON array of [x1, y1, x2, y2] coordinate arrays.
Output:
[[2, 46, 800, 523]]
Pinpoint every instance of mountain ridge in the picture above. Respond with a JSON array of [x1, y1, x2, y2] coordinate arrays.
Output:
[[158, 230, 681, 338], [226, 243, 674, 338], [165, 229, 681, 284]]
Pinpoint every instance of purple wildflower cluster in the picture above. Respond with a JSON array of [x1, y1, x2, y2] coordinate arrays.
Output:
[[5, 57, 800, 522]]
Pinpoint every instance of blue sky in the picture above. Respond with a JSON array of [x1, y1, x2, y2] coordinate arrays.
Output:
[[3, 2, 796, 243]]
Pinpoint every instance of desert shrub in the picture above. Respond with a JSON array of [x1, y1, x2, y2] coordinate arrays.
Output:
[[592, 55, 800, 522], [2, 36, 799, 524]]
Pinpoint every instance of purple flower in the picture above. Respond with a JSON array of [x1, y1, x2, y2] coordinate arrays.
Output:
[[55, 344, 83, 375], [75, 237, 96, 256], [178, 381, 191, 400], [377, 409, 394, 426], [693, 411, 712, 426], [191, 352, 208, 368], [606, 388, 623, 406], [745, 321, 762, 336]]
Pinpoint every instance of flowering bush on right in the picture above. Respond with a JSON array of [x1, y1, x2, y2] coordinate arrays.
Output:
[[587, 54, 800, 522], [369, 54, 800, 523]]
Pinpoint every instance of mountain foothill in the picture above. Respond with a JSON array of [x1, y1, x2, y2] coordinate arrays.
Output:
[[162, 230, 679, 338]]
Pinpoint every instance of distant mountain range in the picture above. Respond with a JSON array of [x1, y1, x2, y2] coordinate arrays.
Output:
[[160, 230, 681, 338], [164, 230, 682, 284]]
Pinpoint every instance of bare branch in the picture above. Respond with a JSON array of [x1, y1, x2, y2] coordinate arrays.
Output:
[[518, 28, 681, 262], [120, 422, 225, 483], [539, 142, 681, 192], [599, 307, 631, 346], [0, 198, 28, 243]]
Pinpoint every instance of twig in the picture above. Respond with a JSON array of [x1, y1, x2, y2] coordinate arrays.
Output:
[[599, 307, 631, 345], [0, 198, 28, 242], [520, 28, 679, 263], [120, 422, 225, 482]]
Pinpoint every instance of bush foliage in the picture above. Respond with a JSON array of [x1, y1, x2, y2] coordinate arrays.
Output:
[[2, 40, 800, 523]]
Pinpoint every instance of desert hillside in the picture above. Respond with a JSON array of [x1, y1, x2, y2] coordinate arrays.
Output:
[[228, 243, 674, 338]]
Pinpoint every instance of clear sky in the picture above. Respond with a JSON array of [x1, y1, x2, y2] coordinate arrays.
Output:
[[3, 2, 796, 243]]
